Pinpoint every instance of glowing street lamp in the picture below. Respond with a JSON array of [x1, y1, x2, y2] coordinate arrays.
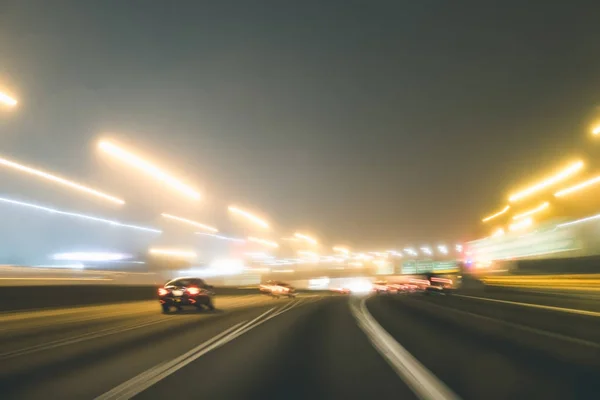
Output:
[[228, 206, 269, 228], [0, 155, 124, 205], [98, 140, 201, 200], [509, 161, 584, 202], [482, 205, 510, 222], [0, 91, 17, 107], [512, 202, 549, 220]]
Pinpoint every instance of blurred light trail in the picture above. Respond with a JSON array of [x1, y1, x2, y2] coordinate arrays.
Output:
[[271, 269, 295, 273], [0, 91, 17, 107], [149, 248, 197, 259], [35, 263, 85, 269], [512, 202, 549, 220], [294, 232, 317, 245], [491, 228, 505, 237], [437, 245, 448, 254], [0, 196, 161, 233], [161, 213, 218, 232], [247, 236, 278, 248], [333, 246, 350, 254], [509, 217, 533, 232], [196, 232, 245, 242], [593, 126, 600, 135], [51, 252, 130, 262], [98, 140, 201, 200], [281, 237, 299, 241], [404, 248, 418, 256], [298, 250, 319, 258], [482, 205, 510, 222], [455, 244, 463, 252], [0, 155, 125, 205], [228, 206, 269, 228], [509, 161, 584, 202], [554, 175, 600, 197], [558, 213, 600, 228]]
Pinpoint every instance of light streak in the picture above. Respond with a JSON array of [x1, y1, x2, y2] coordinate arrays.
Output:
[[161, 213, 218, 232], [482, 205, 510, 222], [51, 252, 130, 262], [228, 206, 269, 228], [437, 245, 448, 254], [294, 232, 317, 245], [149, 248, 197, 258], [491, 228, 505, 237], [98, 140, 201, 200], [509, 161, 584, 202], [247, 236, 279, 248], [554, 175, 600, 197], [512, 202, 549, 220], [509, 217, 533, 232], [0, 91, 17, 107], [0, 155, 124, 205], [557, 213, 600, 228], [333, 246, 350, 254], [196, 232, 245, 242], [0, 197, 161, 233]]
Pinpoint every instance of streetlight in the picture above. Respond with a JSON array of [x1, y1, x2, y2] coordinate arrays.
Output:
[[0, 91, 17, 107]]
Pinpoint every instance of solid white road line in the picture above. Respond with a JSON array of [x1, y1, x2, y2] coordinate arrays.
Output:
[[454, 294, 600, 317], [96, 300, 306, 400], [350, 297, 460, 400]]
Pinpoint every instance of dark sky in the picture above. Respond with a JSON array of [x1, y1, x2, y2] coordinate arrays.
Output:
[[2, 0, 600, 252]]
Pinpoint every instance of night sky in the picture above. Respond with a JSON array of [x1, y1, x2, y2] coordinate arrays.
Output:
[[2, 1, 600, 253]]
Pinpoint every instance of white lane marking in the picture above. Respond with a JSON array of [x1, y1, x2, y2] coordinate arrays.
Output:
[[415, 297, 600, 348], [350, 297, 460, 400], [0, 317, 168, 359], [454, 294, 600, 317], [97, 301, 303, 400]]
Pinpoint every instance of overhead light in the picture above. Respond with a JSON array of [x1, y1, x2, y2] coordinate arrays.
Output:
[[294, 232, 317, 245], [161, 213, 218, 232], [0, 155, 124, 205], [512, 202, 549, 220], [554, 175, 600, 197], [98, 140, 201, 200], [482, 205, 510, 222], [509, 161, 584, 202], [228, 206, 269, 228], [247, 236, 278, 248]]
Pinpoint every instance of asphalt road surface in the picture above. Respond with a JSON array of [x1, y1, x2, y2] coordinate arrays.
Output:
[[1, 290, 599, 400]]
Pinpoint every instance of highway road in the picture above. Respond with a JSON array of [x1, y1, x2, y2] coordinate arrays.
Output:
[[0, 290, 599, 400]]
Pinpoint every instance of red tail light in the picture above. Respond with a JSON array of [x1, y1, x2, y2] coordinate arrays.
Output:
[[187, 287, 201, 295], [158, 288, 169, 296]]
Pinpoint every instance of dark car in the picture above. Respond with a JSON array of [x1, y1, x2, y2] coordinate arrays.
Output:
[[158, 277, 215, 313]]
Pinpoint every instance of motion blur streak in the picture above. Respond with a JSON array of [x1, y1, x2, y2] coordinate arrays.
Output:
[[247, 236, 279, 248], [554, 175, 600, 197], [0, 197, 162, 233], [196, 232, 245, 242], [0, 91, 17, 106], [228, 206, 269, 228], [0, 155, 125, 205], [161, 213, 218, 232], [482, 205, 510, 222], [98, 140, 201, 200], [512, 201, 549, 220], [508, 160, 584, 202], [557, 213, 600, 228], [333, 246, 350, 254], [294, 232, 318, 245], [509, 217, 533, 231], [149, 248, 197, 258], [52, 252, 130, 261]]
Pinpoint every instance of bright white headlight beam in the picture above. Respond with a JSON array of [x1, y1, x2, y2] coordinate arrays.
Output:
[[161, 213, 218, 232], [0, 197, 161, 233], [0, 155, 124, 205], [98, 140, 201, 200]]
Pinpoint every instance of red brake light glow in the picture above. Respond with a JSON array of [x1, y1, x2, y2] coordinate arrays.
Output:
[[158, 288, 168, 296], [187, 287, 201, 295]]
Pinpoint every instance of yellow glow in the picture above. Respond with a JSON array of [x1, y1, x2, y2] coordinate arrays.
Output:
[[161, 213, 218, 232], [294, 232, 317, 245], [482, 205, 510, 222], [0, 91, 17, 107], [149, 248, 197, 258], [0, 155, 124, 205], [593, 126, 600, 135], [508, 161, 584, 202], [554, 175, 600, 197], [228, 206, 269, 228], [509, 217, 533, 232], [491, 228, 505, 237], [98, 140, 201, 200], [247, 236, 279, 248], [333, 246, 349, 254], [512, 202, 549, 220]]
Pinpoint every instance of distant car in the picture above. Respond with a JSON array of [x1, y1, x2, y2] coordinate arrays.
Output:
[[259, 281, 297, 298], [158, 277, 215, 313], [331, 287, 351, 295]]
